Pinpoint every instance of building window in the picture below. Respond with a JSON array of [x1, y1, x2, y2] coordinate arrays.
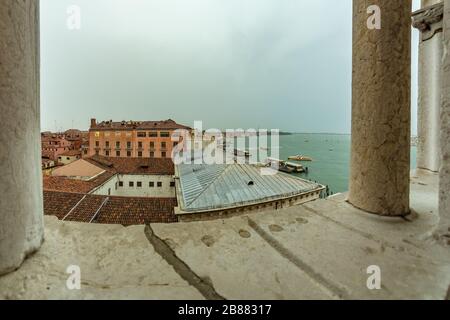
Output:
[[127, 151, 132, 157], [149, 182, 155, 188], [150, 151, 155, 158], [127, 141, 132, 149], [137, 182, 142, 188], [118, 181, 124, 187], [149, 132, 158, 137], [138, 141, 143, 149], [150, 141, 155, 149], [95, 150, 99, 155], [116, 141, 120, 148], [105, 141, 110, 147], [129, 181, 134, 187], [161, 142, 166, 149], [137, 132, 146, 138], [160, 132, 170, 137], [116, 151, 120, 157], [157, 182, 162, 188], [138, 151, 142, 157], [105, 150, 110, 156], [95, 141, 100, 147], [161, 151, 167, 158], [170, 182, 175, 187]]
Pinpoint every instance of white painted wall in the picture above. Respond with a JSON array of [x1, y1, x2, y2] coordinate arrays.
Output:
[[92, 174, 175, 198]]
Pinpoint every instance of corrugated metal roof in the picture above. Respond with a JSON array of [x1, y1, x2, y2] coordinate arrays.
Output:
[[177, 164, 323, 212]]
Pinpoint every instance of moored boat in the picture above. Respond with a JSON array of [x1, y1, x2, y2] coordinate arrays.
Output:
[[288, 155, 313, 162], [265, 158, 300, 174], [285, 162, 305, 173]]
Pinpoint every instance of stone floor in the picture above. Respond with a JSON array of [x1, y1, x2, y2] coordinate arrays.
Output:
[[1, 170, 449, 300]]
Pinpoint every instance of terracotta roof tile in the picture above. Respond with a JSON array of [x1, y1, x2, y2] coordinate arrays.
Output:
[[60, 150, 82, 157], [87, 155, 175, 175], [43, 191, 85, 219], [43, 191, 177, 225], [95, 197, 178, 225]]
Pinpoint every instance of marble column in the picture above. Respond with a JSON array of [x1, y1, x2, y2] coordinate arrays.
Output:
[[413, 1, 444, 173], [439, 0, 450, 236], [0, 1, 44, 275], [349, 0, 412, 216]]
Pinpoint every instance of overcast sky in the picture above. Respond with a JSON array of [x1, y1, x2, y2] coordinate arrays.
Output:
[[40, 0, 421, 134]]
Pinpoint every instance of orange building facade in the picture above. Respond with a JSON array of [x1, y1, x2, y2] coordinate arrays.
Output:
[[88, 119, 191, 159]]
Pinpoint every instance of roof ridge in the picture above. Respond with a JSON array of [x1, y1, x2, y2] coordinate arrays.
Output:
[[184, 165, 230, 207]]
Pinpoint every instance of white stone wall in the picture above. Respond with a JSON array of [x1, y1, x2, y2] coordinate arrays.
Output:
[[92, 174, 175, 198], [0, 1, 44, 275], [439, 0, 450, 231]]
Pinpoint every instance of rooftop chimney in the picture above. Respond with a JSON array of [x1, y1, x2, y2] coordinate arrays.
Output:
[[90, 118, 96, 127]]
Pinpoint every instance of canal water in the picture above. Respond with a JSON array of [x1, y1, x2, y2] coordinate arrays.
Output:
[[236, 133, 417, 194], [278, 134, 417, 194]]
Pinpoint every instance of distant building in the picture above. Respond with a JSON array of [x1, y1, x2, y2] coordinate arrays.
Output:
[[64, 129, 85, 151], [58, 150, 82, 165], [88, 118, 191, 159], [41, 158, 55, 171], [41, 134, 72, 161]]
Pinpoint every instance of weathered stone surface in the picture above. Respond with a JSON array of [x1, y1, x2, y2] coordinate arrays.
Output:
[[439, 0, 450, 235], [349, 0, 412, 216], [0, 0, 44, 275], [0, 217, 203, 299]]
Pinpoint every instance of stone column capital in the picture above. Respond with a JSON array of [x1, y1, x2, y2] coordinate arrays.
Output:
[[412, 3, 444, 41]]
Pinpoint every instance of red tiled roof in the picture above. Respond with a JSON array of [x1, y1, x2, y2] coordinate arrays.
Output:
[[91, 119, 191, 131], [60, 150, 82, 157], [43, 191, 178, 225], [43, 169, 115, 194], [44, 191, 85, 219], [87, 155, 175, 175]]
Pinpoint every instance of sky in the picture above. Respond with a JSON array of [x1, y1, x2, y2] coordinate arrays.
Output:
[[40, 0, 421, 134]]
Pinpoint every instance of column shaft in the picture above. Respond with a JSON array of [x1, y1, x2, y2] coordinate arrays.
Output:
[[0, 0, 43, 275], [349, 0, 412, 216], [414, 2, 444, 172], [439, 0, 450, 231]]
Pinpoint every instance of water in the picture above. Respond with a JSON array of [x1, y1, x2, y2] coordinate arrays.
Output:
[[235, 133, 417, 194], [277, 134, 417, 194]]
